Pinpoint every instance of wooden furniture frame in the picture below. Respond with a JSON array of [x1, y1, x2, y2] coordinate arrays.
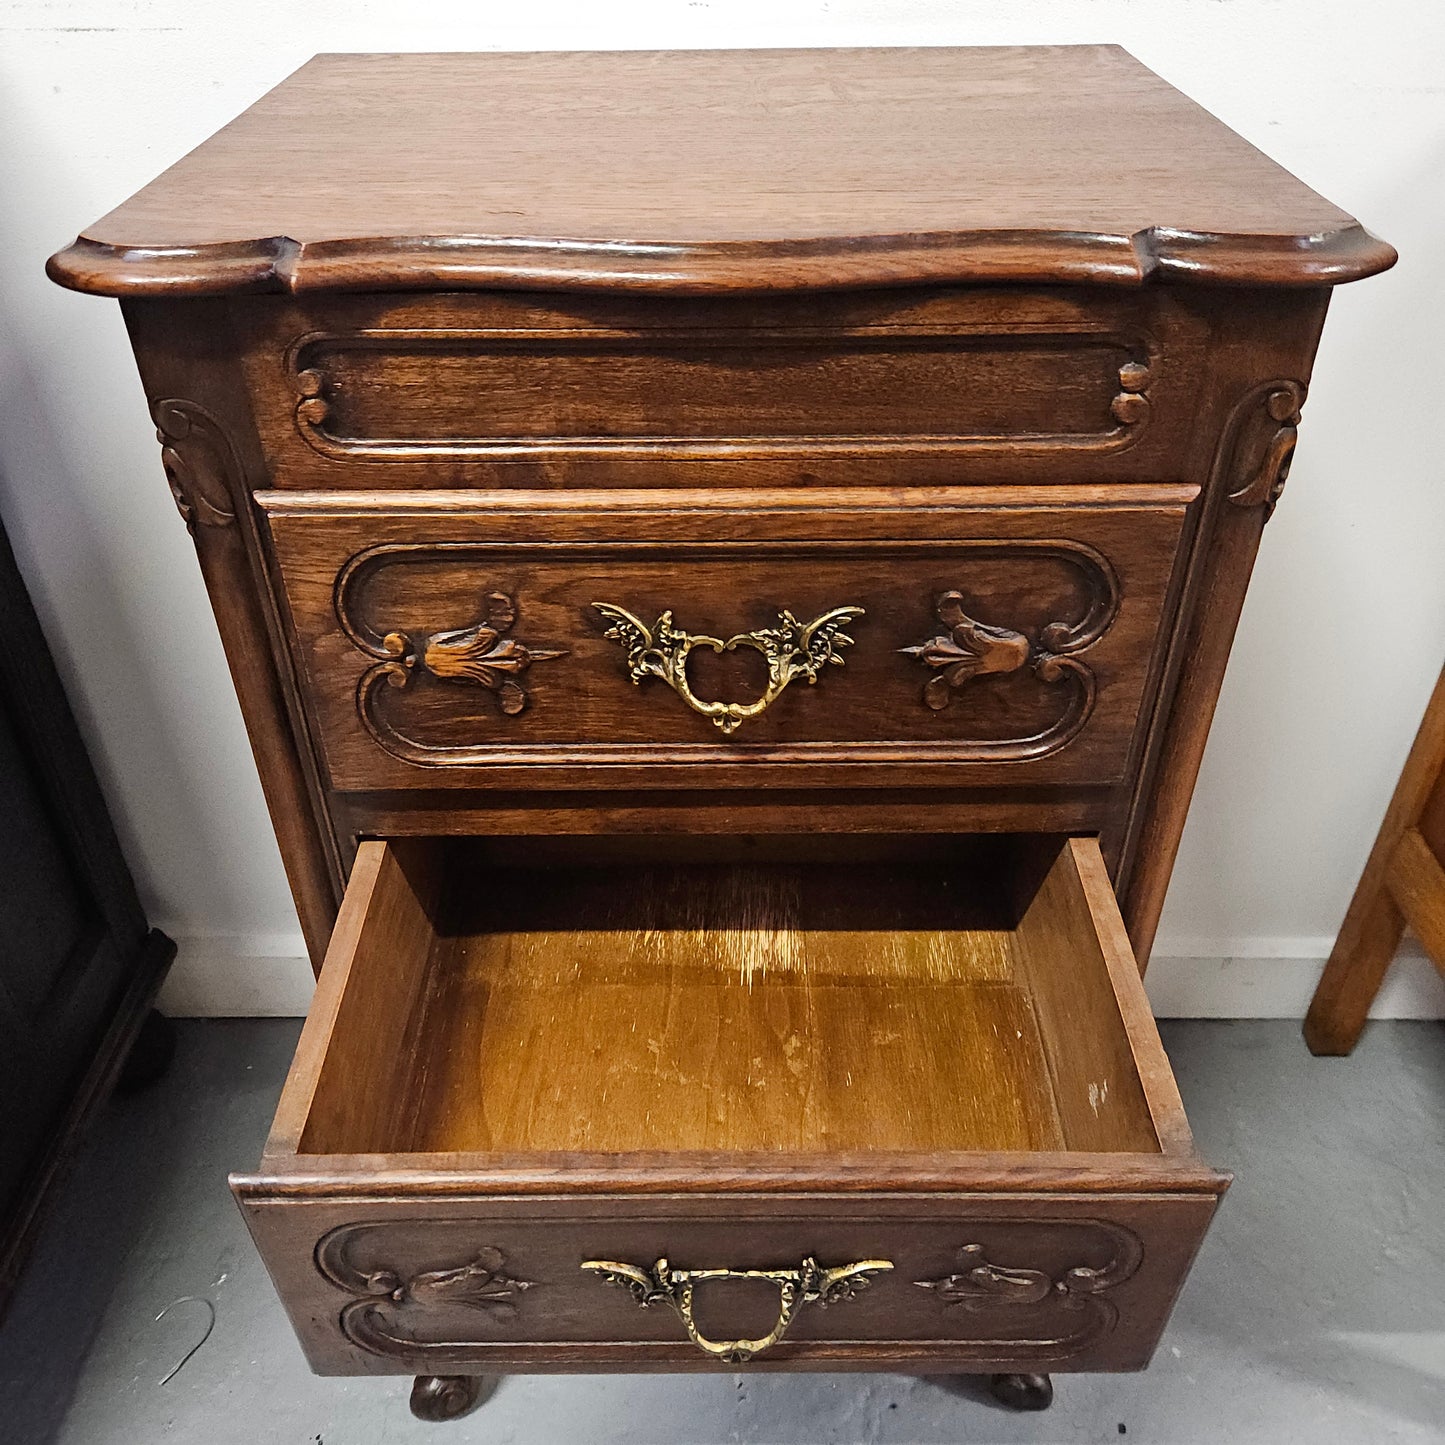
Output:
[[1305, 665, 1445, 1054], [47, 46, 1392, 1424]]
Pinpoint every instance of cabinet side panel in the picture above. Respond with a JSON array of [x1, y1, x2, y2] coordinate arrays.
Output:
[[1115, 288, 1332, 964], [121, 298, 344, 969]]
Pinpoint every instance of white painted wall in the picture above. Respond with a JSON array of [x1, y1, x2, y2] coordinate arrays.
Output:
[[2, 1, 1442, 1019]]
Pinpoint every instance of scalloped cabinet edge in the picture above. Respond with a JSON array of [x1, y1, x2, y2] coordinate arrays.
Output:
[[49, 43, 1390, 1423]]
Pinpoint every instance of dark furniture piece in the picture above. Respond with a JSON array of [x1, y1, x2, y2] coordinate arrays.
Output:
[[1305, 664, 1445, 1054], [48, 46, 1393, 1422], [0, 516, 175, 1314]]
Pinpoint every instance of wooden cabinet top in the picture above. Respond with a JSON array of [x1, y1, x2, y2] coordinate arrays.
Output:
[[48, 46, 1394, 297]]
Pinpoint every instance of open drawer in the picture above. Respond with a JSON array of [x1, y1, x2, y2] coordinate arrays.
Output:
[[232, 835, 1227, 1376]]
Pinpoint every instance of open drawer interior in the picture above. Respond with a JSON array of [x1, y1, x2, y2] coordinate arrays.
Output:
[[270, 834, 1194, 1168]]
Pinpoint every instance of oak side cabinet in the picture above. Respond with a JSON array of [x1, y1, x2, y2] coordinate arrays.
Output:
[[49, 47, 1393, 1424]]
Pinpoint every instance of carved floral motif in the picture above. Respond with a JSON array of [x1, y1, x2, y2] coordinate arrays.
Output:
[[914, 1236, 1139, 1309], [913, 1225, 1145, 1358], [899, 591, 1100, 714], [362, 591, 566, 722], [316, 1228, 534, 1360]]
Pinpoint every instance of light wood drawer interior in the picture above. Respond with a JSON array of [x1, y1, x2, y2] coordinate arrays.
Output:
[[301, 837, 1164, 1158], [234, 834, 1225, 1376]]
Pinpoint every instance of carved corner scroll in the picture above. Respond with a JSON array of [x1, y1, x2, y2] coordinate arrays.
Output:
[[348, 590, 566, 758], [914, 1223, 1144, 1360], [152, 399, 239, 534], [1226, 381, 1306, 521], [317, 1226, 534, 1360], [899, 565, 1115, 731]]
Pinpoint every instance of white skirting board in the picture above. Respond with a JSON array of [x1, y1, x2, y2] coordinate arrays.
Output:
[[152, 930, 1445, 1021]]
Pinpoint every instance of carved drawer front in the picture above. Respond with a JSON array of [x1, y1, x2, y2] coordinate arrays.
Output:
[[238, 1199, 1215, 1376], [259, 484, 1194, 793], [232, 836, 1226, 1377], [235, 288, 1209, 490]]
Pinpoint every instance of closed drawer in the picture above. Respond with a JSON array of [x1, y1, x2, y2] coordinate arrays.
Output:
[[234, 288, 1211, 489], [231, 834, 1226, 1376], [259, 484, 1194, 793]]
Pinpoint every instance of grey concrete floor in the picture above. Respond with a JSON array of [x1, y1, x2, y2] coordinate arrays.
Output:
[[0, 1019, 1442, 1444]]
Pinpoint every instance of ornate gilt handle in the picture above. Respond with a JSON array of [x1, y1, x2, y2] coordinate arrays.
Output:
[[580, 1255, 893, 1363], [592, 603, 864, 734]]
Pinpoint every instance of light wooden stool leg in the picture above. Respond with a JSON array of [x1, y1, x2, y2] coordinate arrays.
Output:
[[1305, 665, 1445, 1055]]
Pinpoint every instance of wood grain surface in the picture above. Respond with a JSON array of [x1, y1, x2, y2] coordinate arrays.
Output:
[[233, 835, 1224, 1378], [48, 48, 1394, 296], [296, 838, 1163, 1159], [233, 286, 1210, 491], [1304, 665, 1445, 1053], [260, 485, 1191, 794]]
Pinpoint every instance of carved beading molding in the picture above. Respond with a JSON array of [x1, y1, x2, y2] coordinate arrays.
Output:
[[152, 399, 240, 533], [1225, 380, 1307, 521], [914, 1221, 1144, 1360], [316, 1225, 534, 1360]]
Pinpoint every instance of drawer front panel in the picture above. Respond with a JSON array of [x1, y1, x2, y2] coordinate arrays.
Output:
[[238, 1191, 1214, 1375], [237, 289, 1209, 488], [260, 487, 1193, 791]]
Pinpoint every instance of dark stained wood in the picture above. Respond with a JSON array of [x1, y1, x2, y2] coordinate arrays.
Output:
[[1304, 665, 1445, 1054], [49, 43, 1391, 1402], [47, 49, 1394, 297], [338, 788, 1115, 843], [234, 1189, 1220, 1376], [1114, 288, 1332, 962], [259, 485, 1192, 795], [233, 287, 1210, 490], [121, 300, 346, 969], [233, 835, 1224, 1376]]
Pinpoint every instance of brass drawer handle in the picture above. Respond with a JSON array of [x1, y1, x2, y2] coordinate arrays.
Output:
[[592, 603, 864, 733], [581, 1255, 892, 1362]]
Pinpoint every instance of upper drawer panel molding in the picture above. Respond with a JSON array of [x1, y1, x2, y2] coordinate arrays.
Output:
[[287, 324, 1155, 464], [240, 289, 1208, 487]]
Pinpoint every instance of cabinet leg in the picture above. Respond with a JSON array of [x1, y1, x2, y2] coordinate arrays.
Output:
[[989, 1372, 1054, 1411], [409, 1375, 490, 1421]]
